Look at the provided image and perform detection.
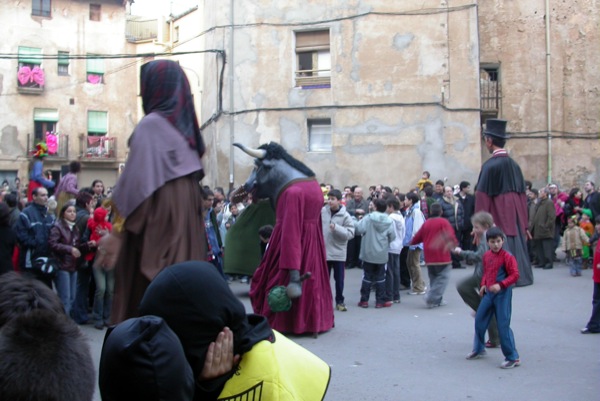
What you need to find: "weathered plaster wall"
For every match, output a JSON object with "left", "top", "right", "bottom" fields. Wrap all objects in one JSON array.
[
  {"left": 0, "top": 0, "right": 137, "bottom": 184},
  {"left": 479, "top": 0, "right": 600, "bottom": 189},
  {"left": 202, "top": 0, "right": 482, "bottom": 190}
]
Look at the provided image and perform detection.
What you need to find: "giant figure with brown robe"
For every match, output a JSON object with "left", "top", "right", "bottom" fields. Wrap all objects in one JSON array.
[{"left": 96, "top": 60, "right": 206, "bottom": 323}]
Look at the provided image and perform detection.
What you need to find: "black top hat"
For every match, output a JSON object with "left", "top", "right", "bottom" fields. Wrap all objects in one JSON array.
[{"left": 483, "top": 119, "right": 510, "bottom": 139}]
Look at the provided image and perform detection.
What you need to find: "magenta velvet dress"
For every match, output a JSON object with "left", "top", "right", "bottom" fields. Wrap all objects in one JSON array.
[{"left": 249, "top": 179, "right": 334, "bottom": 334}]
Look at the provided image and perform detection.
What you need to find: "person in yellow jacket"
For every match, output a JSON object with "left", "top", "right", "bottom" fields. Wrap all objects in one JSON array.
[{"left": 99, "top": 261, "right": 330, "bottom": 401}]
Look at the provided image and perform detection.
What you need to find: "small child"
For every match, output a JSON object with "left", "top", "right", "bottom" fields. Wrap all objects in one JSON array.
[
  {"left": 410, "top": 202, "right": 458, "bottom": 308},
  {"left": 466, "top": 227, "right": 521, "bottom": 369},
  {"left": 563, "top": 215, "right": 589, "bottom": 277},
  {"left": 225, "top": 203, "right": 240, "bottom": 230},
  {"left": 454, "top": 211, "right": 500, "bottom": 348},
  {"left": 579, "top": 211, "right": 594, "bottom": 268},
  {"left": 416, "top": 171, "right": 433, "bottom": 191},
  {"left": 85, "top": 207, "right": 113, "bottom": 263},
  {"left": 581, "top": 216, "right": 600, "bottom": 334}
]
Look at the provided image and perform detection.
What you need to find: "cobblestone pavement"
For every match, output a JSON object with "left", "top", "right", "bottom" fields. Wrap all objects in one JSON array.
[{"left": 83, "top": 257, "right": 599, "bottom": 401}]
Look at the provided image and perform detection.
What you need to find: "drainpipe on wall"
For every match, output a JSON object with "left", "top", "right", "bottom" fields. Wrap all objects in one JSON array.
[
  {"left": 545, "top": 0, "right": 552, "bottom": 184},
  {"left": 228, "top": 0, "right": 235, "bottom": 192}
]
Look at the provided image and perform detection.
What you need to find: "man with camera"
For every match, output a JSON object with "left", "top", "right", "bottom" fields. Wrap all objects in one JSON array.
[{"left": 13, "top": 187, "right": 55, "bottom": 287}]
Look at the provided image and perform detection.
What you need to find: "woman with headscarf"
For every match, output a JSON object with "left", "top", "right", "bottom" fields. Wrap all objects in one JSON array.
[
  {"left": 104, "top": 261, "right": 330, "bottom": 401},
  {"left": 95, "top": 60, "right": 206, "bottom": 323}
]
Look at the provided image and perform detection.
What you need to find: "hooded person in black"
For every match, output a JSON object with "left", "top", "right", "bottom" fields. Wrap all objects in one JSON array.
[
  {"left": 138, "top": 261, "right": 274, "bottom": 400},
  {"left": 99, "top": 315, "right": 195, "bottom": 401}
]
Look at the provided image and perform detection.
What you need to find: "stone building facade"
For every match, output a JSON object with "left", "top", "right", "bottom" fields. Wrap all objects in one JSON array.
[
  {"left": 0, "top": 0, "right": 137, "bottom": 191},
  {"left": 198, "top": 0, "right": 599, "bottom": 192},
  {"left": 200, "top": 0, "right": 483, "bottom": 191},
  {"left": 478, "top": 0, "right": 600, "bottom": 189}
]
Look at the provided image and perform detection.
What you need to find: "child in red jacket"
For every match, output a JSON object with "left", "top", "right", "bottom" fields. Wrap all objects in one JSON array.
[
  {"left": 85, "top": 207, "right": 112, "bottom": 263},
  {"left": 466, "top": 227, "right": 521, "bottom": 369},
  {"left": 410, "top": 202, "right": 458, "bottom": 308}
]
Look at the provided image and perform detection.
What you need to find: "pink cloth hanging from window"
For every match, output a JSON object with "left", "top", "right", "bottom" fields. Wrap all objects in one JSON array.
[
  {"left": 87, "top": 74, "right": 101, "bottom": 84},
  {"left": 45, "top": 132, "right": 58, "bottom": 154},
  {"left": 17, "top": 66, "right": 45, "bottom": 86}
]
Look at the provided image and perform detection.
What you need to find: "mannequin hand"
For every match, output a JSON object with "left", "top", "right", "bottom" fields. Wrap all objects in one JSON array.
[{"left": 94, "top": 233, "right": 122, "bottom": 271}]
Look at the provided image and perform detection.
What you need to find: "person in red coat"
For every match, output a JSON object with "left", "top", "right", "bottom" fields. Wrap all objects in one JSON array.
[
  {"left": 581, "top": 216, "right": 600, "bottom": 334},
  {"left": 410, "top": 203, "right": 458, "bottom": 308}
]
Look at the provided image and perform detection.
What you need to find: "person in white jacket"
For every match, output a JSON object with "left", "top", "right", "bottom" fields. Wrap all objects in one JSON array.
[
  {"left": 403, "top": 192, "right": 427, "bottom": 295},
  {"left": 321, "top": 189, "right": 355, "bottom": 311},
  {"left": 385, "top": 197, "right": 406, "bottom": 303}
]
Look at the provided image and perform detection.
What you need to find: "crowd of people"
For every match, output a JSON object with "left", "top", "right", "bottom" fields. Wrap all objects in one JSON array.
[{"left": 1, "top": 60, "right": 599, "bottom": 399}]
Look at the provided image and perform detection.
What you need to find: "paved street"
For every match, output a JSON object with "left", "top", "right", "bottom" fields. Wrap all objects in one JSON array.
[{"left": 83, "top": 258, "right": 599, "bottom": 401}]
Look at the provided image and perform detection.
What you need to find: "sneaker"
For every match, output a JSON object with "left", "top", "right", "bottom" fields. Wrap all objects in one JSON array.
[
  {"left": 426, "top": 300, "right": 448, "bottom": 309},
  {"left": 466, "top": 350, "right": 486, "bottom": 360},
  {"left": 580, "top": 327, "right": 599, "bottom": 334},
  {"left": 357, "top": 301, "right": 368, "bottom": 308},
  {"left": 240, "top": 276, "right": 249, "bottom": 284},
  {"left": 408, "top": 290, "right": 426, "bottom": 295},
  {"left": 336, "top": 303, "right": 348, "bottom": 312},
  {"left": 393, "top": 299, "right": 401, "bottom": 304},
  {"left": 485, "top": 340, "right": 499, "bottom": 348},
  {"left": 500, "top": 359, "right": 521, "bottom": 369},
  {"left": 94, "top": 322, "right": 105, "bottom": 330},
  {"left": 375, "top": 301, "right": 393, "bottom": 308}
]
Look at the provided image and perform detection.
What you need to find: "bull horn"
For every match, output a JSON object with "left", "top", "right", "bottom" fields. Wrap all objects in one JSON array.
[{"left": 233, "top": 143, "right": 266, "bottom": 159}]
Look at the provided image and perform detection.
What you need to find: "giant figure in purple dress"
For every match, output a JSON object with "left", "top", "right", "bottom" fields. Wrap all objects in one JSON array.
[{"left": 233, "top": 142, "right": 334, "bottom": 335}]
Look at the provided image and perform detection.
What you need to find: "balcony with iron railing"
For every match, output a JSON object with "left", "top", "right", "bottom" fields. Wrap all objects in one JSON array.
[
  {"left": 126, "top": 18, "right": 158, "bottom": 43},
  {"left": 27, "top": 133, "right": 68, "bottom": 159},
  {"left": 295, "top": 68, "right": 331, "bottom": 88},
  {"left": 79, "top": 135, "right": 117, "bottom": 161}
]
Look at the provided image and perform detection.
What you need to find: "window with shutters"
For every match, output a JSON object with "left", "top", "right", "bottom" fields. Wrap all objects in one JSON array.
[
  {"left": 88, "top": 111, "right": 108, "bottom": 136},
  {"left": 308, "top": 119, "right": 332, "bottom": 152},
  {"left": 295, "top": 30, "right": 331, "bottom": 88},
  {"left": 17, "top": 46, "right": 45, "bottom": 92},
  {"left": 86, "top": 55, "right": 105, "bottom": 84},
  {"left": 57, "top": 51, "right": 69, "bottom": 76}
]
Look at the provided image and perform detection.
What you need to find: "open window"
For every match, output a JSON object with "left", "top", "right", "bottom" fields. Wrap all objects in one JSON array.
[
  {"left": 90, "top": 4, "right": 101, "bottom": 21},
  {"left": 480, "top": 64, "right": 500, "bottom": 114},
  {"left": 295, "top": 30, "right": 331, "bottom": 88},
  {"left": 308, "top": 119, "right": 332, "bottom": 152},
  {"left": 34, "top": 108, "right": 58, "bottom": 143}
]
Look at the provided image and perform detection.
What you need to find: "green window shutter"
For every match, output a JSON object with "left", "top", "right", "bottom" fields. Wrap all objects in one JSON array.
[
  {"left": 18, "top": 46, "right": 42, "bottom": 64},
  {"left": 33, "top": 108, "right": 59, "bottom": 122},
  {"left": 58, "top": 51, "right": 69, "bottom": 65},
  {"left": 88, "top": 111, "right": 108, "bottom": 134},
  {"left": 86, "top": 56, "right": 104, "bottom": 74}
]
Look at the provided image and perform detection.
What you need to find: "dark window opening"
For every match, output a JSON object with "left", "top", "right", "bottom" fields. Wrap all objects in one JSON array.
[{"left": 32, "top": 0, "right": 51, "bottom": 17}]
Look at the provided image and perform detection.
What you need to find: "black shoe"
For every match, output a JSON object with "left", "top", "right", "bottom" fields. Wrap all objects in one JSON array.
[
  {"left": 543, "top": 265, "right": 553, "bottom": 270},
  {"left": 581, "top": 327, "right": 599, "bottom": 334}
]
